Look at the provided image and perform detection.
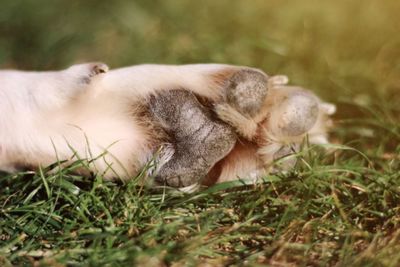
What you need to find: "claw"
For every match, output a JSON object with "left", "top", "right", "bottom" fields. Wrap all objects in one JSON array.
[{"left": 90, "top": 63, "right": 109, "bottom": 76}]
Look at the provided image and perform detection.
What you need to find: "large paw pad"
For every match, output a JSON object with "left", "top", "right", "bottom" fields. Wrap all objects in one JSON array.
[{"left": 150, "top": 90, "right": 236, "bottom": 188}]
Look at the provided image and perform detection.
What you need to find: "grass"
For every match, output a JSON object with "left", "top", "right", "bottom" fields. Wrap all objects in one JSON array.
[{"left": 1, "top": 0, "right": 400, "bottom": 266}]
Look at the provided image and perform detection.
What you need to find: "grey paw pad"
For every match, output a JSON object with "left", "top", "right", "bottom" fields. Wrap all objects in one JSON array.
[
  {"left": 278, "top": 92, "right": 319, "bottom": 137},
  {"left": 150, "top": 90, "right": 236, "bottom": 188},
  {"left": 225, "top": 69, "right": 269, "bottom": 117}
]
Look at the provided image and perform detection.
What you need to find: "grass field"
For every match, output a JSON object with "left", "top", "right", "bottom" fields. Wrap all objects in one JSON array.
[{"left": 1, "top": 0, "right": 400, "bottom": 266}]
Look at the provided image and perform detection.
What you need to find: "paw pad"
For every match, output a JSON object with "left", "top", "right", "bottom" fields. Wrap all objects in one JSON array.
[{"left": 225, "top": 69, "right": 269, "bottom": 117}]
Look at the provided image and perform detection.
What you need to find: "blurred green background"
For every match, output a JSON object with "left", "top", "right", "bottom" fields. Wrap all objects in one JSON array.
[
  {"left": 2, "top": 0, "right": 400, "bottom": 100},
  {"left": 1, "top": 0, "right": 400, "bottom": 147}
]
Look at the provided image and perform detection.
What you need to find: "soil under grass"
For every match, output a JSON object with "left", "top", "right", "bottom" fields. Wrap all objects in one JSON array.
[{"left": 1, "top": 1, "right": 400, "bottom": 266}]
